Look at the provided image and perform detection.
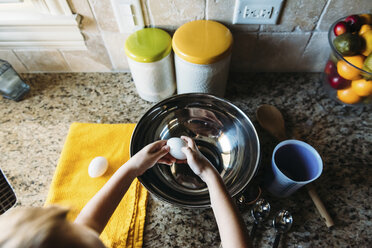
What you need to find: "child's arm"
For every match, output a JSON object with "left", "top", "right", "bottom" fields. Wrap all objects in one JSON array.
[
  {"left": 181, "top": 136, "right": 252, "bottom": 248},
  {"left": 74, "top": 140, "right": 174, "bottom": 233}
]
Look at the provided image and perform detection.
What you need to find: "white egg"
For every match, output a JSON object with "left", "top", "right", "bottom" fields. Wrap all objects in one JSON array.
[
  {"left": 88, "top": 156, "right": 108, "bottom": 178},
  {"left": 167, "top": 137, "right": 187, "bottom": 160}
]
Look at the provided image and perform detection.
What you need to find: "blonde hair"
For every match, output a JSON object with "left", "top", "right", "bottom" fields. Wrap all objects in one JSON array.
[{"left": 0, "top": 206, "right": 95, "bottom": 248}]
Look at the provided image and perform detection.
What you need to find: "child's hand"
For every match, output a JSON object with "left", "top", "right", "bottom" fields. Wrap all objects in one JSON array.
[
  {"left": 180, "top": 136, "right": 215, "bottom": 182},
  {"left": 129, "top": 140, "right": 175, "bottom": 176}
]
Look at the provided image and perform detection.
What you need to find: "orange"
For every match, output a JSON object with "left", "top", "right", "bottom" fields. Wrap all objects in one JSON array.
[
  {"left": 337, "top": 55, "right": 365, "bottom": 80},
  {"left": 337, "top": 87, "right": 362, "bottom": 104},
  {"left": 351, "top": 79, "right": 372, "bottom": 96}
]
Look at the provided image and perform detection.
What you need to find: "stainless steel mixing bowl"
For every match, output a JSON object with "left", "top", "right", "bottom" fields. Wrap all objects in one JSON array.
[{"left": 130, "top": 93, "right": 260, "bottom": 208}]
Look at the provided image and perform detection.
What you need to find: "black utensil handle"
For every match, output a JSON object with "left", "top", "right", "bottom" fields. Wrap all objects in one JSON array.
[
  {"left": 250, "top": 222, "right": 258, "bottom": 238},
  {"left": 0, "top": 169, "right": 17, "bottom": 214},
  {"left": 273, "top": 233, "right": 281, "bottom": 248}
]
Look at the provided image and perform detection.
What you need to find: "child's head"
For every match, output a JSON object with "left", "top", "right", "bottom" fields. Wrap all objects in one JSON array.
[{"left": 0, "top": 206, "right": 106, "bottom": 248}]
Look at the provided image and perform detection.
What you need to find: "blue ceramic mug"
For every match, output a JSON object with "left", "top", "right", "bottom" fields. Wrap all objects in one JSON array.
[{"left": 266, "top": 140, "right": 323, "bottom": 198}]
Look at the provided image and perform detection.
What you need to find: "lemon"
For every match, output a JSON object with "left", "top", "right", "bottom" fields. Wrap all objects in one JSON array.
[
  {"left": 359, "top": 24, "right": 372, "bottom": 36},
  {"left": 360, "top": 14, "right": 372, "bottom": 25},
  {"left": 361, "top": 30, "right": 372, "bottom": 56}
]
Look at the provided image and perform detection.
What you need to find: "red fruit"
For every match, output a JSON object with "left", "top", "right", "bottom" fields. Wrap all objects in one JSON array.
[
  {"left": 345, "top": 15, "right": 362, "bottom": 32},
  {"left": 328, "top": 74, "right": 350, "bottom": 89},
  {"left": 334, "top": 21, "right": 349, "bottom": 36},
  {"left": 324, "top": 60, "right": 337, "bottom": 74}
]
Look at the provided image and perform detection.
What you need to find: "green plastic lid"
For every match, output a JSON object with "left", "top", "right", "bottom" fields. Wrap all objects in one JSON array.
[{"left": 125, "top": 28, "right": 172, "bottom": 63}]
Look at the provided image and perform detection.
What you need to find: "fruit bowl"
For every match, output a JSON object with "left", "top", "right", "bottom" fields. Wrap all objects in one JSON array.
[{"left": 323, "top": 14, "right": 372, "bottom": 106}]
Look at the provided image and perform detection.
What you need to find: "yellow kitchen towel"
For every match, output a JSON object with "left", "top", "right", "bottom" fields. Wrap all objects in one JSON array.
[{"left": 45, "top": 123, "right": 148, "bottom": 248}]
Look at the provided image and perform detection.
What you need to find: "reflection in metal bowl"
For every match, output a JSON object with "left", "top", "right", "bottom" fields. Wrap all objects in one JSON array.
[{"left": 130, "top": 93, "right": 260, "bottom": 208}]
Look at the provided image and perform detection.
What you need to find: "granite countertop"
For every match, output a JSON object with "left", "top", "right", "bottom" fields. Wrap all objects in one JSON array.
[{"left": 1, "top": 73, "right": 371, "bottom": 247}]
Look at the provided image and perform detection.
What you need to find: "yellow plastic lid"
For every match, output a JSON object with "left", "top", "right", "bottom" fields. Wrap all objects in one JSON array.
[
  {"left": 172, "top": 20, "right": 233, "bottom": 65},
  {"left": 125, "top": 28, "right": 172, "bottom": 63}
]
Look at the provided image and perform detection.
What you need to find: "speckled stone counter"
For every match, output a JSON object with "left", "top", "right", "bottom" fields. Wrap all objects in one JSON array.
[{"left": 1, "top": 73, "right": 371, "bottom": 247}]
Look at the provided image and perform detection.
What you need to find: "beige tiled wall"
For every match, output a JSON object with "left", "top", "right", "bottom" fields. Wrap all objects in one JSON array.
[{"left": 0, "top": 0, "right": 371, "bottom": 73}]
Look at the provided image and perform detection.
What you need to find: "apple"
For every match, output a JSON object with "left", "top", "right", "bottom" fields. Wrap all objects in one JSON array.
[
  {"left": 328, "top": 74, "right": 350, "bottom": 89},
  {"left": 334, "top": 21, "right": 349, "bottom": 36},
  {"left": 324, "top": 60, "right": 337, "bottom": 74},
  {"left": 345, "top": 15, "right": 362, "bottom": 32}
]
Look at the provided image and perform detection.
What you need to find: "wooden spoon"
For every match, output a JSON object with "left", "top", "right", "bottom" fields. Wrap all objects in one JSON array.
[
  {"left": 256, "top": 104, "right": 287, "bottom": 142},
  {"left": 256, "top": 104, "right": 334, "bottom": 228}
]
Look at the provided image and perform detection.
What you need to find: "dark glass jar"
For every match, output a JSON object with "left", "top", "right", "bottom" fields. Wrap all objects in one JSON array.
[{"left": 0, "top": 60, "right": 30, "bottom": 101}]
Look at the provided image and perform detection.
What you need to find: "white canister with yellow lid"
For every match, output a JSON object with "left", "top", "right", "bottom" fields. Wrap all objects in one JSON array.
[
  {"left": 125, "top": 28, "right": 176, "bottom": 102},
  {"left": 172, "top": 20, "right": 233, "bottom": 97}
]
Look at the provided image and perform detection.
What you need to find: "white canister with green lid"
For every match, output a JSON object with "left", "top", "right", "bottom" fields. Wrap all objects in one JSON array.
[{"left": 125, "top": 28, "right": 175, "bottom": 102}]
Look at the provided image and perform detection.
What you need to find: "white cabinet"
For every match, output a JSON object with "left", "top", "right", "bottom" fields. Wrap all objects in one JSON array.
[{"left": 0, "top": 0, "right": 86, "bottom": 50}]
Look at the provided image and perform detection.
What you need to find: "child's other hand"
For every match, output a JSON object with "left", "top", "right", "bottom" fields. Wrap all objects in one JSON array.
[
  {"left": 130, "top": 140, "right": 175, "bottom": 176},
  {"left": 180, "top": 136, "right": 215, "bottom": 182}
]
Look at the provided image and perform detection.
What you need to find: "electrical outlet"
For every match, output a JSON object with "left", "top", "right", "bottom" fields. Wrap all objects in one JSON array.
[
  {"left": 233, "top": 0, "right": 284, "bottom": 25},
  {"left": 110, "top": 0, "right": 144, "bottom": 33}
]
